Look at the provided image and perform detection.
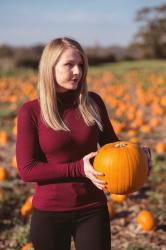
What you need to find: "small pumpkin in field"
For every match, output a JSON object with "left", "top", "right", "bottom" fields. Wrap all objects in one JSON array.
[
  {"left": 12, "top": 155, "right": 17, "bottom": 168},
  {"left": 21, "top": 195, "right": 33, "bottom": 216},
  {"left": 155, "top": 142, "right": 166, "bottom": 154},
  {"left": 93, "top": 141, "right": 148, "bottom": 194},
  {"left": 0, "top": 187, "right": 6, "bottom": 202},
  {"left": 21, "top": 242, "right": 33, "bottom": 250},
  {"left": 0, "top": 131, "right": 9, "bottom": 145},
  {"left": 111, "top": 194, "right": 128, "bottom": 203},
  {"left": 107, "top": 201, "right": 116, "bottom": 219},
  {"left": 0, "top": 167, "right": 8, "bottom": 181},
  {"left": 136, "top": 210, "right": 155, "bottom": 231}
]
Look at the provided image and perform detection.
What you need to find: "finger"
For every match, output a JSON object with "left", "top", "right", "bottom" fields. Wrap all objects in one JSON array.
[
  {"left": 145, "top": 147, "right": 151, "bottom": 156},
  {"left": 91, "top": 181, "right": 105, "bottom": 190},
  {"left": 86, "top": 151, "right": 98, "bottom": 159},
  {"left": 96, "top": 185, "right": 104, "bottom": 190},
  {"left": 88, "top": 165, "right": 105, "bottom": 176},
  {"left": 90, "top": 169, "right": 105, "bottom": 177},
  {"left": 142, "top": 145, "right": 148, "bottom": 149},
  {"left": 95, "top": 183, "right": 106, "bottom": 189},
  {"left": 89, "top": 173, "right": 106, "bottom": 184},
  {"left": 143, "top": 148, "right": 151, "bottom": 160},
  {"left": 142, "top": 146, "right": 151, "bottom": 156},
  {"left": 142, "top": 146, "right": 149, "bottom": 153},
  {"left": 148, "top": 148, "right": 151, "bottom": 157}
]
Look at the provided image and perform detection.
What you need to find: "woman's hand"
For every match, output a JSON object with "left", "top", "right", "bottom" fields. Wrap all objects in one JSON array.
[
  {"left": 142, "top": 146, "right": 152, "bottom": 176},
  {"left": 83, "top": 152, "right": 106, "bottom": 190}
]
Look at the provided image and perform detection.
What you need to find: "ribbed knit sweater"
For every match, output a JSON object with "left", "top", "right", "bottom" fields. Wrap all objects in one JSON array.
[{"left": 16, "top": 90, "right": 119, "bottom": 211}]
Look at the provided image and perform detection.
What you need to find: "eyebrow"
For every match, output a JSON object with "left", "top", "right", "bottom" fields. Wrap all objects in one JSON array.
[{"left": 65, "top": 60, "right": 83, "bottom": 64}]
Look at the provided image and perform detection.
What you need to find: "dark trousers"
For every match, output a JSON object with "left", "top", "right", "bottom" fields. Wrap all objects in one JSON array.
[{"left": 30, "top": 204, "right": 111, "bottom": 250}]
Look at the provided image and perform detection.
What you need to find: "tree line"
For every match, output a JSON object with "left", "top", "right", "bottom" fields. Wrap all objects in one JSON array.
[{"left": 0, "top": 3, "right": 166, "bottom": 70}]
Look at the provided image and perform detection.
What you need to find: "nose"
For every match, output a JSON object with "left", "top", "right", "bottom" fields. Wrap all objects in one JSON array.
[{"left": 73, "top": 65, "right": 81, "bottom": 75}]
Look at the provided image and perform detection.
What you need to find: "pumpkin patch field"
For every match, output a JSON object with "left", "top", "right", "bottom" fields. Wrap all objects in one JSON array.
[{"left": 0, "top": 60, "right": 166, "bottom": 250}]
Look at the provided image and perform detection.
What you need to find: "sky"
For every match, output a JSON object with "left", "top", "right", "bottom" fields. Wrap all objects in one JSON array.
[{"left": 0, "top": 0, "right": 166, "bottom": 48}]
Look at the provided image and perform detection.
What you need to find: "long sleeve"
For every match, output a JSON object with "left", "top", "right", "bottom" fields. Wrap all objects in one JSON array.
[
  {"left": 16, "top": 103, "right": 85, "bottom": 183},
  {"left": 89, "top": 92, "right": 120, "bottom": 146}
]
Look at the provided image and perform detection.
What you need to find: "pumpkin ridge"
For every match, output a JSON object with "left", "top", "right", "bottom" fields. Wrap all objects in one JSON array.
[
  {"left": 125, "top": 147, "right": 132, "bottom": 193},
  {"left": 127, "top": 146, "right": 138, "bottom": 192},
  {"left": 129, "top": 145, "right": 141, "bottom": 191}
]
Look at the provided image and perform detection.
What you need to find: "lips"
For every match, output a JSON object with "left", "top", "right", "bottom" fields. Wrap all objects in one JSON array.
[
  {"left": 72, "top": 77, "right": 78, "bottom": 80},
  {"left": 71, "top": 78, "right": 79, "bottom": 82}
]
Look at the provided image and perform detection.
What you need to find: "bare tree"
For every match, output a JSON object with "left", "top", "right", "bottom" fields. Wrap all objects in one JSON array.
[{"left": 130, "top": 4, "right": 166, "bottom": 58}]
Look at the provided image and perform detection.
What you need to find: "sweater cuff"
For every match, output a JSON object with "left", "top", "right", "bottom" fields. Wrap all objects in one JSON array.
[{"left": 79, "top": 158, "right": 86, "bottom": 177}]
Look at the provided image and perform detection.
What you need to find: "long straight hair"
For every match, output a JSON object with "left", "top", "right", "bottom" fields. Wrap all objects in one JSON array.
[{"left": 37, "top": 37, "right": 103, "bottom": 131}]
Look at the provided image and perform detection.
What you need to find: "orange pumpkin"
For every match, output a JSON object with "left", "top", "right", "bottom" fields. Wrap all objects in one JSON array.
[
  {"left": 107, "top": 201, "right": 116, "bottom": 219},
  {"left": 130, "top": 137, "right": 140, "bottom": 144},
  {"left": 155, "top": 142, "right": 166, "bottom": 154},
  {"left": 136, "top": 210, "right": 155, "bottom": 231},
  {"left": 111, "top": 194, "right": 128, "bottom": 203},
  {"left": 12, "top": 155, "right": 17, "bottom": 168},
  {"left": 160, "top": 96, "right": 166, "bottom": 106},
  {"left": 21, "top": 195, "right": 33, "bottom": 216},
  {"left": 0, "top": 131, "right": 9, "bottom": 145},
  {"left": 0, "top": 167, "right": 8, "bottom": 181},
  {"left": 93, "top": 141, "right": 148, "bottom": 194},
  {"left": 21, "top": 242, "right": 33, "bottom": 250},
  {"left": 0, "top": 187, "right": 6, "bottom": 202}
]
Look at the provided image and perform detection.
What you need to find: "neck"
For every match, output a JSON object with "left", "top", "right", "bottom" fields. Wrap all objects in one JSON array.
[{"left": 56, "top": 89, "right": 78, "bottom": 110}]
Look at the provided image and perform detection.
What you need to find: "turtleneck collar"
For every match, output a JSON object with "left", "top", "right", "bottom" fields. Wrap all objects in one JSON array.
[{"left": 56, "top": 89, "right": 79, "bottom": 110}]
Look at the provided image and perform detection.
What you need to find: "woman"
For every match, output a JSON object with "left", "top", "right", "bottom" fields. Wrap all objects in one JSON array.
[{"left": 16, "top": 37, "right": 151, "bottom": 250}]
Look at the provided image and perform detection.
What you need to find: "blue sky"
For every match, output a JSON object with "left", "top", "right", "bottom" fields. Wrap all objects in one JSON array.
[{"left": 0, "top": 0, "right": 166, "bottom": 47}]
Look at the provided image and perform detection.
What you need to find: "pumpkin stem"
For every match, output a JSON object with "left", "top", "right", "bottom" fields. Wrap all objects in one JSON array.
[{"left": 114, "top": 143, "right": 127, "bottom": 148}]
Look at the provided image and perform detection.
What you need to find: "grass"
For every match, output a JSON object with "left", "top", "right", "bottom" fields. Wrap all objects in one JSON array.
[
  {"left": 89, "top": 59, "right": 166, "bottom": 74},
  {"left": 0, "top": 67, "right": 36, "bottom": 78}
]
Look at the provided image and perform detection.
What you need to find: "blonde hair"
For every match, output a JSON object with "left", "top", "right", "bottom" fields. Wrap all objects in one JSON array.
[{"left": 37, "top": 37, "right": 103, "bottom": 131}]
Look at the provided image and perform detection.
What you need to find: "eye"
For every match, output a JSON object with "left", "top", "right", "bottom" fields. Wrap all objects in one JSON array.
[
  {"left": 79, "top": 63, "right": 83, "bottom": 67},
  {"left": 65, "top": 63, "right": 72, "bottom": 67}
]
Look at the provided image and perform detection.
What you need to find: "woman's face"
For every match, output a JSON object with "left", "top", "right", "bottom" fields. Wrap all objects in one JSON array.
[{"left": 54, "top": 48, "right": 83, "bottom": 93}]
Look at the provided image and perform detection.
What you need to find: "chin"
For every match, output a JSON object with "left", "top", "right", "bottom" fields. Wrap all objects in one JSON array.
[
  {"left": 68, "top": 83, "right": 78, "bottom": 90},
  {"left": 57, "top": 82, "right": 79, "bottom": 92}
]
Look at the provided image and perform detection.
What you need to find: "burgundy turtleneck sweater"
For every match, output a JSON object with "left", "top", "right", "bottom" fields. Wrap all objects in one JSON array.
[{"left": 16, "top": 90, "right": 119, "bottom": 212}]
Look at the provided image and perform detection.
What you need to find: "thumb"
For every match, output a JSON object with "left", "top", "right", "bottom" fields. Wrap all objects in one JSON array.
[{"left": 88, "top": 151, "right": 98, "bottom": 159}]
